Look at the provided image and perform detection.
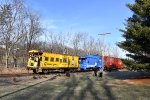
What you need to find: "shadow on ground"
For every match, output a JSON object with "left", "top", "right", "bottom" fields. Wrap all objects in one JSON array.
[
  {"left": 55, "top": 75, "right": 116, "bottom": 100},
  {"left": 105, "top": 70, "right": 150, "bottom": 80}
]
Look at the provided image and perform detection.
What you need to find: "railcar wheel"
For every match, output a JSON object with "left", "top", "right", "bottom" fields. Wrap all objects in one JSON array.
[
  {"left": 108, "top": 68, "right": 112, "bottom": 72},
  {"left": 66, "top": 71, "right": 70, "bottom": 77},
  {"left": 98, "top": 72, "right": 103, "bottom": 78},
  {"left": 33, "top": 69, "right": 37, "bottom": 74},
  {"left": 42, "top": 69, "right": 49, "bottom": 74},
  {"left": 93, "top": 68, "right": 98, "bottom": 77}
]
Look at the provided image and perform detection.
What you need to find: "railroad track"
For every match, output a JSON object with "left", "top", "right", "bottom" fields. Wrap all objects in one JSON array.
[
  {"left": 0, "top": 73, "right": 36, "bottom": 78},
  {"left": 0, "top": 70, "right": 94, "bottom": 78}
]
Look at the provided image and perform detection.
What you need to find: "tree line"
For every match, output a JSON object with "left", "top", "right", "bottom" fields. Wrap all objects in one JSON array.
[
  {"left": 0, "top": 0, "right": 121, "bottom": 68},
  {"left": 0, "top": 0, "right": 42, "bottom": 68}
]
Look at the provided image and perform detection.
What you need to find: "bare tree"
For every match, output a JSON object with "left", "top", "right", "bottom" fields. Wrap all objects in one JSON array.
[
  {"left": 0, "top": 0, "right": 43, "bottom": 67},
  {"left": 46, "top": 32, "right": 56, "bottom": 53},
  {"left": 81, "top": 34, "right": 102, "bottom": 55},
  {"left": 104, "top": 44, "right": 111, "bottom": 56},
  {"left": 24, "top": 11, "right": 42, "bottom": 53},
  {"left": 0, "top": 0, "right": 27, "bottom": 68},
  {"left": 82, "top": 33, "right": 89, "bottom": 55},
  {"left": 72, "top": 32, "right": 84, "bottom": 56},
  {"left": 111, "top": 47, "right": 120, "bottom": 58},
  {"left": 45, "top": 32, "right": 66, "bottom": 54}
]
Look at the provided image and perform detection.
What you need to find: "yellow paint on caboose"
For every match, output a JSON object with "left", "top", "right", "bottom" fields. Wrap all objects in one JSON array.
[
  {"left": 27, "top": 50, "right": 79, "bottom": 71},
  {"left": 67, "top": 55, "right": 79, "bottom": 68},
  {"left": 29, "top": 50, "right": 39, "bottom": 53},
  {"left": 27, "top": 58, "right": 36, "bottom": 68},
  {"left": 41, "top": 52, "right": 61, "bottom": 69},
  {"left": 27, "top": 50, "right": 40, "bottom": 69}
]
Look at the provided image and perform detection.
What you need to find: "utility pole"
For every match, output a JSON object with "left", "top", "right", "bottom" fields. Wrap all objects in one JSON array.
[{"left": 98, "top": 33, "right": 111, "bottom": 74}]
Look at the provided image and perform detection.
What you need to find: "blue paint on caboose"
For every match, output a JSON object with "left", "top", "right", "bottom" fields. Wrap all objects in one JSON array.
[{"left": 79, "top": 55, "right": 102, "bottom": 71}]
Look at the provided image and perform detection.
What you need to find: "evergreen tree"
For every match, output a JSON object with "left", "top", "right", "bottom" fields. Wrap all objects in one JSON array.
[{"left": 118, "top": 0, "right": 150, "bottom": 66}]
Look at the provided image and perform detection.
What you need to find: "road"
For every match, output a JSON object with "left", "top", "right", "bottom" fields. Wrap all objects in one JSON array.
[{"left": 0, "top": 70, "right": 150, "bottom": 100}]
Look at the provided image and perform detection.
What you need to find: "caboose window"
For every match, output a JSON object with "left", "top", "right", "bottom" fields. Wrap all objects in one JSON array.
[
  {"left": 45, "top": 57, "right": 49, "bottom": 61},
  {"left": 40, "top": 57, "right": 42, "bottom": 61},
  {"left": 50, "top": 57, "right": 54, "bottom": 62},
  {"left": 56, "top": 58, "right": 59, "bottom": 62},
  {"left": 63, "top": 58, "right": 67, "bottom": 63},
  {"left": 60, "top": 59, "right": 62, "bottom": 63}
]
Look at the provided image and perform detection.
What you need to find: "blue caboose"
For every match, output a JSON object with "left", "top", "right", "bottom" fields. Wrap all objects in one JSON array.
[{"left": 79, "top": 55, "right": 102, "bottom": 71}]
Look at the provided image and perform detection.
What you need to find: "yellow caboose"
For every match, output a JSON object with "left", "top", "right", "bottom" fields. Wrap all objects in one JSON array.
[{"left": 27, "top": 50, "right": 79, "bottom": 73}]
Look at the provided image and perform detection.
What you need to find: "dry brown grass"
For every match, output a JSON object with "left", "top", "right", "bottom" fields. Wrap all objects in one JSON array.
[{"left": 0, "top": 66, "right": 30, "bottom": 74}]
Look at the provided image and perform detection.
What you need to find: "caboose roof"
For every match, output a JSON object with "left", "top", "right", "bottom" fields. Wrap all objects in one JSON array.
[{"left": 29, "top": 50, "right": 39, "bottom": 53}]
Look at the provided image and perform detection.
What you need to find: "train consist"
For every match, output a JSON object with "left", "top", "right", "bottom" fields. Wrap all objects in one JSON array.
[{"left": 27, "top": 50, "right": 124, "bottom": 74}]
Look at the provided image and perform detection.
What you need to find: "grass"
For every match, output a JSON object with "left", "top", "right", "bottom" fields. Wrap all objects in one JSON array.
[{"left": 0, "top": 70, "right": 150, "bottom": 100}]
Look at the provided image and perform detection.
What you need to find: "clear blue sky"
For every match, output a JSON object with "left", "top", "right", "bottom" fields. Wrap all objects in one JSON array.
[{"left": 26, "top": 0, "right": 134, "bottom": 57}]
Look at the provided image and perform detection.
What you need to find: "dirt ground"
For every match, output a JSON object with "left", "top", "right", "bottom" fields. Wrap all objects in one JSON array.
[
  {"left": 105, "top": 69, "right": 150, "bottom": 85},
  {"left": 125, "top": 76, "right": 150, "bottom": 85},
  {"left": 0, "top": 67, "right": 32, "bottom": 74}
]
